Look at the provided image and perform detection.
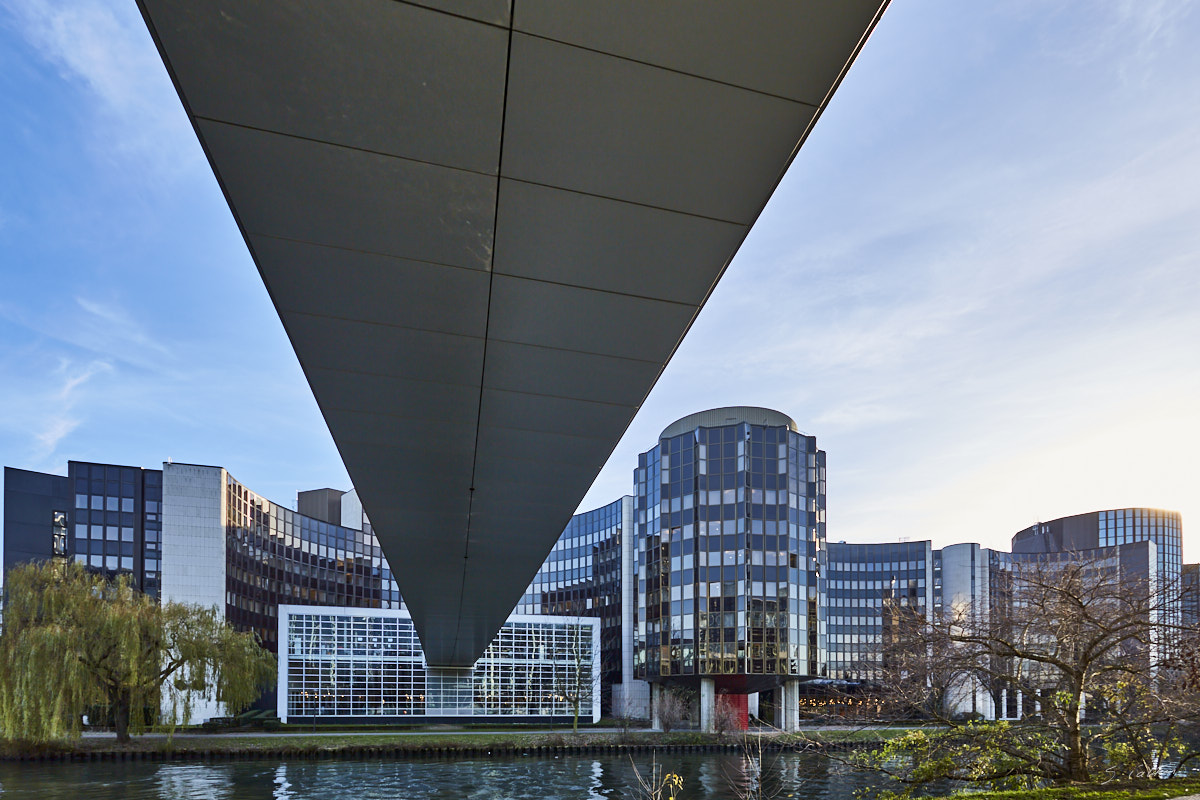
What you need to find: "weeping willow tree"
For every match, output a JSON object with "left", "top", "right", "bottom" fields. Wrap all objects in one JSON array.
[{"left": 0, "top": 561, "right": 275, "bottom": 743}]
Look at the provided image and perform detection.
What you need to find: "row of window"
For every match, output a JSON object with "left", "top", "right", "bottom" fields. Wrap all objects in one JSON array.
[{"left": 283, "top": 612, "right": 597, "bottom": 719}]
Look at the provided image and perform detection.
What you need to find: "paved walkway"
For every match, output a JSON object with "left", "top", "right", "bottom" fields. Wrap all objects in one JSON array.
[{"left": 79, "top": 723, "right": 901, "bottom": 741}]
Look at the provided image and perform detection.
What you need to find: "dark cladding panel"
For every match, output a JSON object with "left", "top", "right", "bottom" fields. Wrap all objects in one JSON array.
[
  {"left": 297, "top": 488, "right": 344, "bottom": 526},
  {"left": 1059, "top": 512, "right": 1100, "bottom": 551},
  {"left": 2, "top": 467, "right": 70, "bottom": 573}
]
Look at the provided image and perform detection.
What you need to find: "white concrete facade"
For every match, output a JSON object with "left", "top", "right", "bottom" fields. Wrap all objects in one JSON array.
[
  {"left": 161, "top": 462, "right": 227, "bottom": 611},
  {"left": 160, "top": 462, "right": 228, "bottom": 722},
  {"left": 940, "top": 543, "right": 990, "bottom": 621},
  {"left": 339, "top": 488, "right": 364, "bottom": 531},
  {"left": 939, "top": 543, "right": 993, "bottom": 720},
  {"left": 617, "top": 493, "right": 651, "bottom": 719},
  {"left": 778, "top": 680, "right": 800, "bottom": 732}
]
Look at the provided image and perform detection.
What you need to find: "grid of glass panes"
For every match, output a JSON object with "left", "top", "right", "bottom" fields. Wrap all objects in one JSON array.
[
  {"left": 285, "top": 612, "right": 424, "bottom": 717},
  {"left": 513, "top": 496, "right": 625, "bottom": 714},
  {"left": 634, "top": 422, "right": 825, "bottom": 681},
  {"left": 471, "top": 620, "right": 597, "bottom": 717},
  {"left": 825, "top": 541, "right": 932, "bottom": 680},
  {"left": 225, "top": 475, "right": 399, "bottom": 653},
  {"left": 516, "top": 499, "right": 623, "bottom": 615},
  {"left": 69, "top": 462, "right": 158, "bottom": 596},
  {"left": 283, "top": 611, "right": 596, "bottom": 719},
  {"left": 141, "top": 470, "right": 162, "bottom": 597},
  {"left": 1097, "top": 509, "right": 1182, "bottom": 627},
  {"left": 932, "top": 550, "right": 944, "bottom": 615},
  {"left": 1183, "top": 565, "right": 1199, "bottom": 629},
  {"left": 994, "top": 547, "right": 1132, "bottom": 711},
  {"left": 633, "top": 443, "right": 661, "bottom": 677}
]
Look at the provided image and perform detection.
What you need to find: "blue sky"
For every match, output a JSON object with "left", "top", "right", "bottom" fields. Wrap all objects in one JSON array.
[{"left": 1, "top": 1, "right": 1197, "bottom": 554}]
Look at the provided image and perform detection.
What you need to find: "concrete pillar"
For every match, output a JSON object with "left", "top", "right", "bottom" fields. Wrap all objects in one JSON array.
[
  {"left": 999, "top": 688, "right": 1007, "bottom": 719},
  {"left": 979, "top": 685, "right": 995, "bottom": 721},
  {"left": 651, "top": 683, "right": 662, "bottom": 731},
  {"left": 747, "top": 692, "right": 760, "bottom": 722},
  {"left": 700, "top": 678, "right": 716, "bottom": 733},
  {"left": 780, "top": 680, "right": 800, "bottom": 732},
  {"left": 1016, "top": 690, "right": 1023, "bottom": 719}
]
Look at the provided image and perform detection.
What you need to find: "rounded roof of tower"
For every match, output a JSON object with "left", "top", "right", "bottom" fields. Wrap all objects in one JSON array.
[{"left": 660, "top": 406, "right": 799, "bottom": 440}]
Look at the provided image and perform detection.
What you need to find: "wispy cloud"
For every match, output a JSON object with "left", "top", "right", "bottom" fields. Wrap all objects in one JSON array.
[
  {"left": 21, "top": 357, "right": 113, "bottom": 463},
  {"left": 55, "top": 356, "right": 110, "bottom": 401},
  {"left": 0, "top": 295, "right": 174, "bottom": 372},
  {"left": 1, "top": 0, "right": 197, "bottom": 175},
  {"left": 75, "top": 296, "right": 172, "bottom": 359},
  {"left": 34, "top": 414, "right": 79, "bottom": 457}
]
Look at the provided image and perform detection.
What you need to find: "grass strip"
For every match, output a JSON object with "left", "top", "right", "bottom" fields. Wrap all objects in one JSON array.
[{"left": 922, "top": 777, "right": 1200, "bottom": 800}]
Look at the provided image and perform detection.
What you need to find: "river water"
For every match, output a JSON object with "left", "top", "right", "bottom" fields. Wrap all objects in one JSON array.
[{"left": 0, "top": 752, "right": 928, "bottom": 799}]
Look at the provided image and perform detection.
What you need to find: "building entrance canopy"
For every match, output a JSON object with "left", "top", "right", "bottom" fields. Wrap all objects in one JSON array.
[{"left": 136, "top": 0, "right": 889, "bottom": 665}]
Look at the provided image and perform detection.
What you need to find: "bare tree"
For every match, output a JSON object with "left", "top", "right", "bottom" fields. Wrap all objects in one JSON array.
[
  {"left": 713, "top": 694, "right": 743, "bottom": 740},
  {"left": 654, "top": 687, "right": 688, "bottom": 733},
  {"left": 614, "top": 696, "right": 646, "bottom": 742},
  {"left": 864, "top": 552, "right": 1200, "bottom": 791},
  {"left": 555, "top": 612, "right": 600, "bottom": 733}
]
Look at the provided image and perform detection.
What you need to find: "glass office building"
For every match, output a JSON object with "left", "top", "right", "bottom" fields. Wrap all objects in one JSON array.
[
  {"left": 278, "top": 605, "right": 599, "bottom": 723},
  {"left": 3, "top": 466, "right": 71, "bottom": 579},
  {"left": 221, "top": 471, "right": 399, "bottom": 652},
  {"left": 514, "top": 496, "right": 631, "bottom": 713},
  {"left": 4, "top": 460, "right": 638, "bottom": 717},
  {"left": 824, "top": 540, "right": 933, "bottom": 681},
  {"left": 633, "top": 407, "right": 827, "bottom": 692},
  {"left": 1098, "top": 508, "right": 1182, "bottom": 625},
  {"left": 3, "top": 462, "right": 163, "bottom": 598},
  {"left": 4, "top": 446, "right": 1189, "bottom": 726},
  {"left": 1012, "top": 508, "right": 1183, "bottom": 629},
  {"left": 987, "top": 540, "right": 1158, "bottom": 719}
]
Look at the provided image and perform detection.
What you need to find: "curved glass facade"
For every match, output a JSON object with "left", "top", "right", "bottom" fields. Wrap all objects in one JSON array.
[
  {"left": 514, "top": 496, "right": 628, "bottom": 712},
  {"left": 1097, "top": 508, "right": 1182, "bottom": 611},
  {"left": 1012, "top": 507, "right": 1183, "bottom": 630},
  {"left": 634, "top": 408, "right": 827, "bottom": 689},
  {"left": 825, "top": 540, "right": 932, "bottom": 681},
  {"left": 223, "top": 472, "right": 400, "bottom": 652}
]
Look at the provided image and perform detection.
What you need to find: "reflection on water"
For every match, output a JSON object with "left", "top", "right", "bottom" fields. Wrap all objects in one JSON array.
[
  {"left": 157, "top": 764, "right": 235, "bottom": 800},
  {"left": 274, "top": 764, "right": 293, "bottom": 800},
  {"left": 0, "top": 752, "right": 919, "bottom": 799}
]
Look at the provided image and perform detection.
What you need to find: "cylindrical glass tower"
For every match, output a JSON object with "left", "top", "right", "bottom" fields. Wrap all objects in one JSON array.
[{"left": 633, "top": 407, "right": 826, "bottom": 693}]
